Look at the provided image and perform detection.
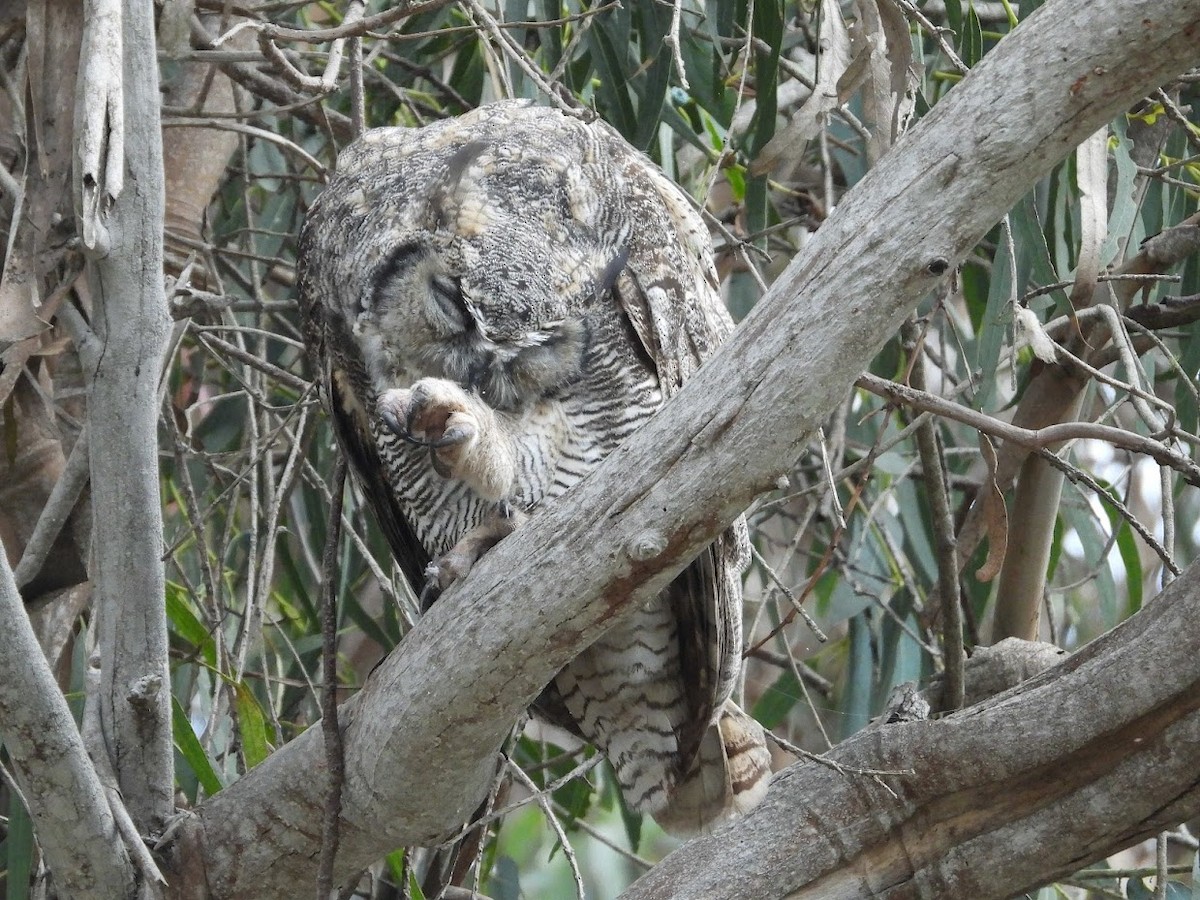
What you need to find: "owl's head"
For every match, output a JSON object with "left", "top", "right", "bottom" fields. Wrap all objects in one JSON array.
[{"left": 302, "top": 104, "right": 631, "bottom": 412}]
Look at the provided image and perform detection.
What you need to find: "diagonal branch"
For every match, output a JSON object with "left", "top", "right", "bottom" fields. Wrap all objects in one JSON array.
[
  {"left": 0, "top": 539, "right": 135, "bottom": 897},
  {"left": 620, "top": 559, "right": 1200, "bottom": 898}
]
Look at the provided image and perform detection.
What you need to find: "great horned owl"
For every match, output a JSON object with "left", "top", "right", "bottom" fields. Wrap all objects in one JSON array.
[{"left": 298, "top": 100, "right": 770, "bottom": 833}]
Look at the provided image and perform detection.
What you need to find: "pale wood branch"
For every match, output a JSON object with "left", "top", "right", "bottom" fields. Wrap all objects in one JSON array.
[
  {"left": 620, "top": 564, "right": 1200, "bottom": 898},
  {"left": 0, "top": 538, "right": 135, "bottom": 897},
  {"left": 79, "top": 0, "right": 174, "bottom": 835}
]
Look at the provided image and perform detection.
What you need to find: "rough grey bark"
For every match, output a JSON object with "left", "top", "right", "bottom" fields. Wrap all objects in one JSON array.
[
  {"left": 620, "top": 562, "right": 1200, "bottom": 899},
  {"left": 0, "top": 539, "right": 135, "bottom": 897},
  {"left": 155, "top": 1, "right": 1200, "bottom": 896},
  {"left": 78, "top": 0, "right": 174, "bottom": 835}
]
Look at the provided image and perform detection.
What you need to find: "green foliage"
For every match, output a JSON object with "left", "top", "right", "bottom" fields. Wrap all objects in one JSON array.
[
  {"left": 3, "top": 788, "right": 33, "bottom": 900},
  {"left": 171, "top": 696, "right": 224, "bottom": 802}
]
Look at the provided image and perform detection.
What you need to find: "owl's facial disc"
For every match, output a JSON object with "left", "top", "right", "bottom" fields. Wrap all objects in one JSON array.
[{"left": 359, "top": 234, "right": 605, "bottom": 412}]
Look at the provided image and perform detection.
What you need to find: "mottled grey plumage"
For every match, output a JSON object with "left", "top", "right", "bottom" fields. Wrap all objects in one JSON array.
[{"left": 298, "top": 101, "right": 770, "bottom": 832}]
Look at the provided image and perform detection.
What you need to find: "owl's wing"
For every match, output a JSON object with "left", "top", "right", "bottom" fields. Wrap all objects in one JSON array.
[
  {"left": 328, "top": 371, "right": 432, "bottom": 592},
  {"left": 298, "top": 257, "right": 432, "bottom": 593},
  {"left": 606, "top": 139, "right": 733, "bottom": 396},
  {"left": 602, "top": 130, "right": 764, "bottom": 825}
]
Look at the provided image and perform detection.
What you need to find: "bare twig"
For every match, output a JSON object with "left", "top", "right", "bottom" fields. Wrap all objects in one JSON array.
[
  {"left": 214, "top": 0, "right": 455, "bottom": 46},
  {"left": 349, "top": 2, "right": 366, "bottom": 137},
  {"left": 891, "top": 0, "right": 969, "bottom": 75},
  {"left": 506, "top": 760, "right": 585, "bottom": 900},
  {"left": 1041, "top": 450, "right": 1181, "bottom": 578},
  {"left": 765, "top": 729, "right": 911, "bottom": 800},
  {"left": 750, "top": 544, "right": 828, "bottom": 642},
  {"left": 460, "top": 0, "right": 585, "bottom": 117},
  {"left": 857, "top": 373, "right": 1200, "bottom": 487},
  {"left": 161, "top": 118, "right": 328, "bottom": 177},
  {"left": 317, "top": 457, "right": 349, "bottom": 900},
  {"left": 195, "top": 332, "right": 312, "bottom": 394},
  {"left": 664, "top": 0, "right": 690, "bottom": 90},
  {"left": 13, "top": 428, "right": 90, "bottom": 589},
  {"left": 903, "top": 319, "right": 964, "bottom": 711}
]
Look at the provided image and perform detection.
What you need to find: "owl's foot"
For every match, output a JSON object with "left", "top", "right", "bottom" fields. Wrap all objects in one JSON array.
[
  {"left": 419, "top": 503, "right": 526, "bottom": 611},
  {"left": 377, "top": 379, "right": 515, "bottom": 499}
]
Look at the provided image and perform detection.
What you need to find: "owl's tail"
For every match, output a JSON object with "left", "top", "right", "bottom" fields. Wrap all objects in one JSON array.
[{"left": 654, "top": 699, "right": 773, "bottom": 836}]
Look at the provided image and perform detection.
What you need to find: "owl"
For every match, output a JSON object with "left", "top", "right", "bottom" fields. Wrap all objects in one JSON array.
[{"left": 298, "top": 100, "right": 770, "bottom": 833}]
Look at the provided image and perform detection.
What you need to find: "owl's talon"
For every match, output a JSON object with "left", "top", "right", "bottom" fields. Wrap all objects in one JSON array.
[
  {"left": 416, "top": 507, "right": 526, "bottom": 613},
  {"left": 419, "top": 564, "right": 443, "bottom": 612},
  {"left": 378, "top": 402, "right": 405, "bottom": 439},
  {"left": 433, "top": 422, "right": 475, "bottom": 448},
  {"left": 429, "top": 447, "right": 453, "bottom": 479}
]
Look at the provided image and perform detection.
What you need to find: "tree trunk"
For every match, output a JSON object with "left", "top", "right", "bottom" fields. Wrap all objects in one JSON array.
[{"left": 78, "top": 0, "right": 174, "bottom": 836}]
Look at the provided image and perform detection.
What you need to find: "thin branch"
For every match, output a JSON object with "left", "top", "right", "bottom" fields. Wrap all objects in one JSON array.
[
  {"left": 317, "top": 458, "right": 349, "bottom": 900},
  {"left": 506, "top": 760, "right": 585, "bottom": 900},
  {"left": 664, "top": 0, "right": 690, "bottom": 90},
  {"left": 348, "top": 3, "right": 365, "bottom": 137},
  {"left": 1042, "top": 449, "right": 1181, "bottom": 577},
  {"left": 195, "top": 332, "right": 312, "bottom": 394},
  {"left": 214, "top": 0, "right": 455, "bottom": 45},
  {"left": 764, "top": 730, "right": 910, "bottom": 800},
  {"left": 460, "top": 0, "right": 585, "bottom": 117},
  {"left": 856, "top": 373, "right": 1200, "bottom": 487},
  {"left": 161, "top": 118, "right": 328, "bottom": 177},
  {"left": 891, "top": 0, "right": 969, "bottom": 75},
  {"left": 13, "top": 428, "right": 90, "bottom": 590},
  {"left": 903, "top": 320, "right": 964, "bottom": 711},
  {"left": 749, "top": 544, "right": 828, "bottom": 642}
]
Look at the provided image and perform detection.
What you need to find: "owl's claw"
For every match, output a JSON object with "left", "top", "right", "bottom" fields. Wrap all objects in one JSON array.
[
  {"left": 377, "top": 379, "right": 513, "bottom": 499},
  {"left": 419, "top": 563, "right": 444, "bottom": 612},
  {"left": 377, "top": 383, "right": 478, "bottom": 449},
  {"left": 378, "top": 401, "right": 406, "bottom": 441},
  {"left": 416, "top": 506, "right": 528, "bottom": 612}
]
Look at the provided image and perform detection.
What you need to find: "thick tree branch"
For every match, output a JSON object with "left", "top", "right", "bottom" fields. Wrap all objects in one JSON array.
[
  {"left": 163, "top": 1, "right": 1200, "bottom": 896},
  {"left": 0, "top": 538, "right": 135, "bottom": 897},
  {"left": 620, "top": 560, "right": 1200, "bottom": 898},
  {"left": 79, "top": 0, "right": 174, "bottom": 834}
]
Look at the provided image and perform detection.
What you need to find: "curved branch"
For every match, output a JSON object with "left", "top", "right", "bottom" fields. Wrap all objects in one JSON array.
[{"left": 620, "top": 561, "right": 1200, "bottom": 898}]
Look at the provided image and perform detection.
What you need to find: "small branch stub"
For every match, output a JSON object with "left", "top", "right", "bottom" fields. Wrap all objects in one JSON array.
[
  {"left": 629, "top": 531, "right": 667, "bottom": 562},
  {"left": 127, "top": 674, "right": 163, "bottom": 709}
]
